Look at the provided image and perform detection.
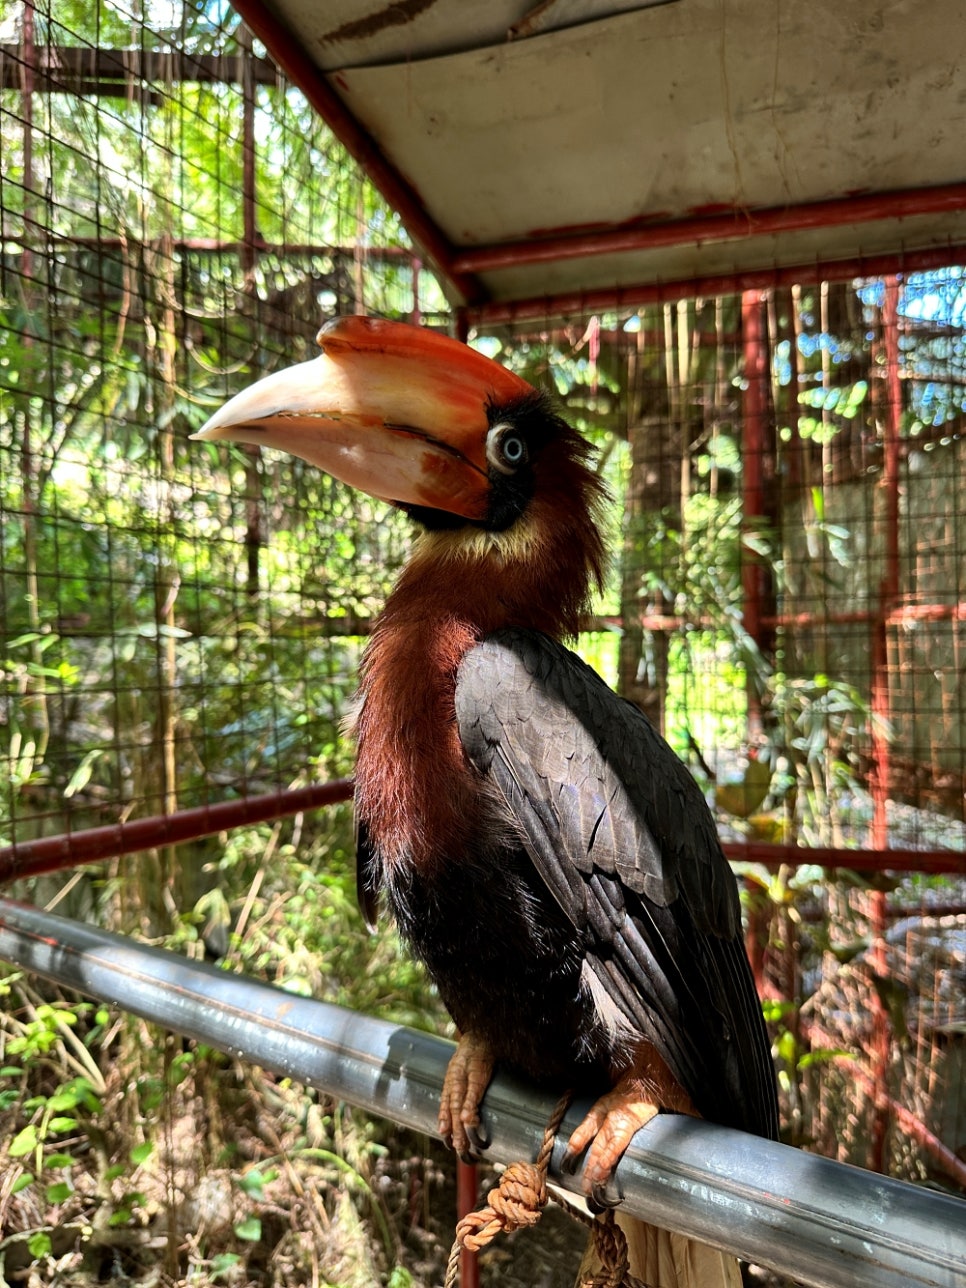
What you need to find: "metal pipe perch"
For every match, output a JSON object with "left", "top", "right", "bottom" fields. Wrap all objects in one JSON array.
[{"left": 0, "top": 897, "right": 962, "bottom": 1288}]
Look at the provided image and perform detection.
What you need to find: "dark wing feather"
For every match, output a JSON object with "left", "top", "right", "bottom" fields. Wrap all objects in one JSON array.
[
  {"left": 355, "top": 812, "right": 381, "bottom": 934},
  {"left": 456, "top": 627, "right": 778, "bottom": 1140}
]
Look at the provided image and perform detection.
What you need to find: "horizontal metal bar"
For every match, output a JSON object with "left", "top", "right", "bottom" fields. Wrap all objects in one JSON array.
[
  {"left": 0, "top": 897, "right": 962, "bottom": 1288},
  {"left": 2, "top": 233, "right": 419, "bottom": 260},
  {"left": 0, "top": 781, "right": 353, "bottom": 883},
  {"left": 724, "top": 839, "right": 966, "bottom": 877},
  {"left": 465, "top": 244, "right": 966, "bottom": 326},
  {"left": 452, "top": 184, "right": 966, "bottom": 275},
  {"left": 0, "top": 45, "right": 279, "bottom": 91},
  {"left": 3, "top": 777, "right": 964, "bottom": 884}
]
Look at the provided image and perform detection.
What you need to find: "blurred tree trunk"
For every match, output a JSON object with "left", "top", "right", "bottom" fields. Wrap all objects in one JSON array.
[{"left": 619, "top": 309, "right": 686, "bottom": 733}]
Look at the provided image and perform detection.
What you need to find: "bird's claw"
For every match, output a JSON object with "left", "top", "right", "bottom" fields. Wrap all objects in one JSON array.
[
  {"left": 438, "top": 1032, "right": 494, "bottom": 1160},
  {"left": 466, "top": 1119, "right": 491, "bottom": 1153},
  {"left": 562, "top": 1083, "right": 659, "bottom": 1202},
  {"left": 453, "top": 1120, "right": 491, "bottom": 1164},
  {"left": 587, "top": 1178, "right": 623, "bottom": 1214}
]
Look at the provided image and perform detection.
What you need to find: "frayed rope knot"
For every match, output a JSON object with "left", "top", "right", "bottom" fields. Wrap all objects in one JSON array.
[
  {"left": 442, "top": 1091, "right": 648, "bottom": 1288},
  {"left": 442, "top": 1090, "right": 571, "bottom": 1288},
  {"left": 456, "top": 1159, "right": 548, "bottom": 1249}
]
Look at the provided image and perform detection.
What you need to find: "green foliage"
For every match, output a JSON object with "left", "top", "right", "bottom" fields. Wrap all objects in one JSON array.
[
  {"left": 0, "top": 980, "right": 137, "bottom": 1264},
  {"left": 797, "top": 378, "right": 869, "bottom": 442},
  {"left": 213, "top": 811, "right": 444, "bottom": 1033}
]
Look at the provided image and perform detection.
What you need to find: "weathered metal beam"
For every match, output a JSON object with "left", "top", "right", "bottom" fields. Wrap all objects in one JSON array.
[
  {"left": 2, "top": 783, "right": 965, "bottom": 886},
  {"left": 0, "top": 781, "right": 353, "bottom": 883},
  {"left": 452, "top": 184, "right": 966, "bottom": 275},
  {"left": 464, "top": 244, "right": 966, "bottom": 326},
  {"left": 0, "top": 45, "right": 278, "bottom": 92},
  {"left": 0, "top": 898, "right": 962, "bottom": 1288}
]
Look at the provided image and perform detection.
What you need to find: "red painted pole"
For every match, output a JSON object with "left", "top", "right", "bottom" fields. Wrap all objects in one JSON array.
[
  {"left": 456, "top": 1159, "right": 480, "bottom": 1288},
  {"left": 721, "top": 839, "right": 966, "bottom": 876},
  {"left": 866, "top": 277, "right": 904, "bottom": 1174},
  {"left": 3, "top": 791, "right": 964, "bottom": 885},
  {"left": 740, "top": 290, "right": 772, "bottom": 738},
  {"left": 452, "top": 183, "right": 966, "bottom": 275},
  {"left": 0, "top": 781, "right": 354, "bottom": 884}
]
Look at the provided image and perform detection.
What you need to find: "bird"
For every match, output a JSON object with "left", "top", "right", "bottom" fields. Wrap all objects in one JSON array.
[{"left": 194, "top": 315, "right": 779, "bottom": 1286}]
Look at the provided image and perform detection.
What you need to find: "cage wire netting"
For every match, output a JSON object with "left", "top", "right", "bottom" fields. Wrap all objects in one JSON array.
[
  {"left": 0, "top": 0, "right": 441, "bottom": 916},
  {"left": 0, "top": 0, "right": 964, "bottom": 1251},
  {"left": 546, "top": 286, "right": 966, "bottom": 1188}
]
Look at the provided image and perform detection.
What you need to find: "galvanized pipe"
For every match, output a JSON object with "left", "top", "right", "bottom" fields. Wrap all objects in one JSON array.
[{"left": 0, "top": 897, "right": 963, "bottom": 1288}]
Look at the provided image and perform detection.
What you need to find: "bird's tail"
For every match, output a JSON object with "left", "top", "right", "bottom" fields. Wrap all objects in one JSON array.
[{"left": 576, "top": 1214, "right": 742, "bottom": 1288}]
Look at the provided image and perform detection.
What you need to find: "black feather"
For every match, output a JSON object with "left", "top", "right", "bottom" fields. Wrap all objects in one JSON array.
[{"left": 455, "top": 627, "right": 779, "bottom": 1140}]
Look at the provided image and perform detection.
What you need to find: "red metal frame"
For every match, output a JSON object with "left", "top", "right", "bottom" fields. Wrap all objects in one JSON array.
[
  {"left": 226, "top": 0, "right": 483, "bottom": 305},
  {"left": 456, "top": 1160, "right": 480, "bottom": 1288},
  {"left": 866, "top": 277, "right": 905, "bottom": 1174},
  {"left": 220, "top": 3, "right": 966, "bottom": 324},
  {"left": 723, "top": 839, "right": 965, "bottom": 877},
  {"left": 465, "top": 244, "right": 966, "bottom": 326},
  {"left": 2, "top": 787, "right": 964, "bottom": 886},
  {"left": 740, "top": 290, "right": 771, "bottom": 737},
  {"left": 0, "top": 782, "right": 353, "bottom": 884},
  {"left": 4, "top": 235, "right": 418, "bottom": 259},
  {"left": 452, "top": 184, "right": 966, "bottom": 275}
]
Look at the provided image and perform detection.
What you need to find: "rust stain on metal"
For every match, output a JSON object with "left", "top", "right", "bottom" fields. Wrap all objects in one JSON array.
[{"left": 320, "top": 0, "right": 438, "bottom": 46}]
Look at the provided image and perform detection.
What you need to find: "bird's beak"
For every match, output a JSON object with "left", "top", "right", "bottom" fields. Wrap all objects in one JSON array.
[{"left": 192, "top": 315, "right": 532, "bottom": 521}]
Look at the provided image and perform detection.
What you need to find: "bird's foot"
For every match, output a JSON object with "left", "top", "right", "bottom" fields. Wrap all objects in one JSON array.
[
  {"left": 438, "top": 1032, "right": 494, "bottom": 1161},
  {"left": 561, "top": 1079, "right": 660, "bottom": 1210}
]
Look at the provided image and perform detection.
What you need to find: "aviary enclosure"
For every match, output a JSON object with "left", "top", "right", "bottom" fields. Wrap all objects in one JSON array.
[{"left": 0, "top": 2, "right": 964, "bottom": 1284}]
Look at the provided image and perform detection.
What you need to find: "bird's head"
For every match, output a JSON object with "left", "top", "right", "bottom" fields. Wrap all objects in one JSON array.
[{"left": 194, "top": 316, "right": 606, "bottom": 633}]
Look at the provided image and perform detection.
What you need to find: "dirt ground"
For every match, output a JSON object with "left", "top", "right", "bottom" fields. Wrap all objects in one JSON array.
[{"left": 0, "top": 1074, "right": 806, "bottom": 1288}]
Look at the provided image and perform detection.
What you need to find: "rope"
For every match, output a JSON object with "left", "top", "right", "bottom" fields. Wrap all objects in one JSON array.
[
  {"left": 442, "top": 1091, "right": 649, "bottom": 1288},
  {"left": 578, "top": 1210, "right": 650, "bottom": 1288}
]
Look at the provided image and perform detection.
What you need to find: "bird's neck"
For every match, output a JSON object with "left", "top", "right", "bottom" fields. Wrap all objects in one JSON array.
[
  {"left": 352, "top": 548, "right": 522, "bottom": 871},
  {"left": 353, "top": 507, "right": 603, "bottom": 871}
]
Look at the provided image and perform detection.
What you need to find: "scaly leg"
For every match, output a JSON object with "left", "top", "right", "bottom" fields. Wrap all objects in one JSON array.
[
  {"left": 438, "top": 1031, "right": 494, "bottom": 1160},
  {"left": 563, "top": 1046, "right": 696, "bottom": 1209}
]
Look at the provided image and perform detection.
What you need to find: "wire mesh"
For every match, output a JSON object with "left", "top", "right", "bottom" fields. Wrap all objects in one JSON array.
[
  {"left": 0, "top": 0, "right": 964, "bottom": 1206},
  {"left": 0, "top": 0, "right": 440, "bottom": 860},
  {"left": 492, "top": 286, "right": 966, "bottom": 1190}
]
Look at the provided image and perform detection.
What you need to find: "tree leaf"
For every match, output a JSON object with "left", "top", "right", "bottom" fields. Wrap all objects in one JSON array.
[
  {"left": 44, "top": 1153, "right": 75, "bottom": 1169},
  {"left": 47, "top": 1116, "right": 79, "bottom": 1133},
  {"left": 27, "top": 1232, "right": 52, "bottom": 1259},
  {"left": 234, "top": 1216, "right": 262, "bottom": 1242},
  {"left": 10, "top": 1124, "right": 38, "bottom": 1157},
  {"left": 130, "top": 1141, "right": 154, "bottom": 1166}
]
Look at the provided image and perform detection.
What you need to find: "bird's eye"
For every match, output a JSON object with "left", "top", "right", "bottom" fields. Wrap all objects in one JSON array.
[{"left": 486, "top": 424, "right": 528, "bottom": 474}]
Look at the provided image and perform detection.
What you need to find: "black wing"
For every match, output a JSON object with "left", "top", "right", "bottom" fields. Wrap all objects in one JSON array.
[{"left": 456, "top": 627, "right": 778, "bottom": 1140}]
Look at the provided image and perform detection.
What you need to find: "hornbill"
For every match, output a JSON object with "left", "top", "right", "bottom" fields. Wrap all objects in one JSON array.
[{"left": 195, "top": 316, "right": 779, "bottom": 1286}]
